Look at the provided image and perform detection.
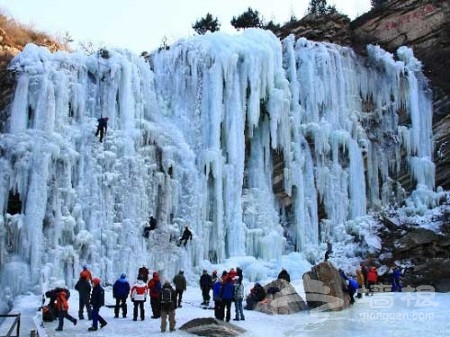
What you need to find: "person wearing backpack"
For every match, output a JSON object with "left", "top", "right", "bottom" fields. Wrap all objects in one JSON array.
[
  {"left": 130, "top": 275, "right": 147, "bottom": 321},
  {"left": 54, "top": 287, "right": 77, "bottom": 331},
  {"left": 160, "top": 279, "right": 177, "bottom": 333},
  {"left": 148, "top": 272, "right": 162, "bottom": 318},
  {"left": 172, "top": 269, "right": 186, "bottom": 308}
]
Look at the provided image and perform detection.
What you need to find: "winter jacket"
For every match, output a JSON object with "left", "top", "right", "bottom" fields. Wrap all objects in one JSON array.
[
  {"left": 367, "top": 268, "right": 378, "bottom": 283},
  {"left": 233, "top": 282, "right": 245, "bottom": 300},
  {"left": 277, "top": 269, "right": 291, "bottom": 283},
  {"left": 56, "top": 290, "right": 69, "bottom": 311},
  {"left": 221, "top": 278, "right": 234, "bottom": 300},
  {"left": 251, "top": 284, "right": 266, "bottom": 302},
  {"left": 212, "top": 280, "right": 222, "bottom": 301},
  {"left": 199, "top": 273, "right": 212, "bottom": 290},
  {"left": 90, "top": 284, "right": 105, "bottom": 310},
  {"left": 160, "top": 284, "right": 177, "bottom": 312},
  {"left": 113, "top": 277, "right": 131, "bottom": 299},
  {"left": 97, "top": 117, "right": 108, "bottom": 129},
  {"left": 348, "top": 278, "right": 359, "bottom": 293},
  {"left": 75, "top": 277, "right": 91, "bottom": 301},
  {"left": 148, "top": 273, "right": 162, "bottom": 298},
  {"left": 130, "top": 279, "right": 148, "bottom": 302},
  {"left": 173, "top": 273, "right": 187, "bottom": 291},
  {"left": 138, "top": 267, "right": 149, "bottom": 282},
  {"left": 356, "top": 269, "right": 365, "bottom": 287},
  {"left": 236, "top": 268, "right": 243, "bottom": 284},
  {"left": 80, "top": 269, "right": 92, "bottom": 281},
  {"left": 228, "top": 269, "right": 237, "bottom": 281}
]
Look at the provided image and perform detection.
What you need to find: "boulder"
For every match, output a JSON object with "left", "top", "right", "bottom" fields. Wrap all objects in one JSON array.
[
  {"left": 253, "top": 279, "right": 307, "bottom": 315},
  {"left": 302, "top": 261, "right": 349, "bottom": 311},
  {"left": 179, "top": 317, "right": 246, "bottom": 337}
]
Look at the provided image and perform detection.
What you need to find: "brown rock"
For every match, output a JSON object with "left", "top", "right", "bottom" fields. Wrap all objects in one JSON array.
[
  {"left": 253, "top": 279, "right": 307, "bottom": 315},
  {"left": 302, "top": 261, "right": 349, "bottom": 311},
  {"left": 179, "top": 317, "right": 246, "bottom": 337}
]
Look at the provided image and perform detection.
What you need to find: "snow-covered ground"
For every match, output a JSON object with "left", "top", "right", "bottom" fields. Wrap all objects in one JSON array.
[{"left": 4, "top": 277, "right": 450, "bottom": 337}]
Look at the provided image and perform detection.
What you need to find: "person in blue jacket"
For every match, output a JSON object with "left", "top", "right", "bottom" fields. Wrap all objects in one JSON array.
[
  {"left": 391, "top": 266, "right": 402, "bottom": 292},
  {"left": 220, "top": 276, "right": 235, "bottom": 322},
  {"left": 212, "top": 278, "right": 223, "bottom": 320},
  {"left": 347, "top": 277, "right": 359, "bottom": 304},
  {"left": 113, "top": 274, "right": 131, "bottom": 318}
]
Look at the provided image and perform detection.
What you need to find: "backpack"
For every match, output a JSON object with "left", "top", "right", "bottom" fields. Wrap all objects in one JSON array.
[{"left": 161, "top": 288, "right": 172, "bottom": 304}]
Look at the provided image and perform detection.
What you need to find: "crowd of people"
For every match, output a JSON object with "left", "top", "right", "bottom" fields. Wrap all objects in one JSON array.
[
  {"left": 44, "top": 253, "right": 403, "bottom": 333},
  {"left": 44, "top": 265, "right": 185, "bottom": 333},
  {"left": 337, "top": 262, "right": 403, "bottom": 305}
]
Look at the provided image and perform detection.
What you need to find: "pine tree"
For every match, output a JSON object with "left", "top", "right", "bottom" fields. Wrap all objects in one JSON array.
[
  {"left": 308, "top": 0, "right": 335, "bottom": 16},
  {"left": 230, "top": 7, "right": 263, "bottom": 30},
  {"left": 262, "top": 20, "right": 281, "bottom": 33},
  {"left": 371, "top": 0, "right": 388, "bottom": 8},
  {"left": 192, "top": 13, "right": 221, "bottom": 35}
]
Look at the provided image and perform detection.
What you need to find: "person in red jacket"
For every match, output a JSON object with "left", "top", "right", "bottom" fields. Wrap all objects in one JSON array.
[
  {"left": 80, "top": 265, "right": 92, "bottom": 282},
  {"left": 367, "top": 267, "right": 378, "bottom": 295},
  {"left": 148, "top": 272, "right": 162, "bottom": 318},
  {"left": 55, "top": 288, "right": 77, "bottom": 331}
]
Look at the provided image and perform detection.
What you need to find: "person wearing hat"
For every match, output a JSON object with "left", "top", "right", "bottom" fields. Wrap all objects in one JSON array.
[
  {"left": 113, "top": 273, "right": 131, "bottom": 318},
  {"left": 160, "top": 279, "right": 177, "bottom": 332},
  {"left": 172, "top": 269, "right": 187, "bottom": 308},
  {"left": 80, "top": 265, "right": 92, "bottom": 282},
  {"left": 88, "top": 278, "right": 107, "bottom": 331},
  {"left": 75, "top": 272, "right": 92, "bottom": 320},
  {"left": 148, "top": 272, "right": 162, "bottom": 318},
  {"left": 95, "top": 116, "right": 109, "bottom": 143}
]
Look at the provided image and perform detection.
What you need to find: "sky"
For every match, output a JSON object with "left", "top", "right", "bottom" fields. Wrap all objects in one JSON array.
[{"left": 0, "top": 0, "right": 372, "bottom": 54}]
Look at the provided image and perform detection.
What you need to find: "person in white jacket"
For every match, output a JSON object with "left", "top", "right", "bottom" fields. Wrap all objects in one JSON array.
[{"left": 130, "top": 275, "right": 148, "bottom": 321}]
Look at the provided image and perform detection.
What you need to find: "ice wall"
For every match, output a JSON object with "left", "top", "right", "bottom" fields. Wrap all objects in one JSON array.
[{"left": 0, "top": 29, "right": 434, "bottom": 307}]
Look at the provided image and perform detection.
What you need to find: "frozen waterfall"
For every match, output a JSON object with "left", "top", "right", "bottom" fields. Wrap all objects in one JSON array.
[{"left": 0, "top": 29, "right": 434, "bottom": 308}]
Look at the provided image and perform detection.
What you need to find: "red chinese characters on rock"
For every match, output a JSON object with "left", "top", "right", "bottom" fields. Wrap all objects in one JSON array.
[{"left": 382, "top": 4, "right": 439, "bottom": 31}]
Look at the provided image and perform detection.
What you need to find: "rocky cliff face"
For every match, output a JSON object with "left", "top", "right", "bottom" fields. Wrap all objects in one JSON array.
[
  {"left": 351, "top": 0, "right": 450, "bottom": 190},
  {"left": 0, "top": 19, "right": 63, "bottom": 132}
]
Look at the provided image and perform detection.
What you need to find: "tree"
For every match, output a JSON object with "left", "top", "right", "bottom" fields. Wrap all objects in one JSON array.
[
  {"left": 371, "top": 0, "right": 388, "bottom": 8},
  {"left": 192, "top": 13, "right": 221, "bottom": 35},
  {"left": 262, "top": 20, "right": 280, "bottom": 33},
  {"left": 230, "top": 7, "right": 263, "bottom": 30},
  {"left": 307, "top": 0, "right": 335, "bottom": 16}
]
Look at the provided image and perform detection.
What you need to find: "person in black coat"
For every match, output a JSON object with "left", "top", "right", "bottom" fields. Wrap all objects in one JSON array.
[
  {"left": 277, "top": 268, "right": 291, "bottom": 283},
  {"left": 75, "top": 275, "right": 92, "bottom": 320},
  {"left": 199, "top": 270, "right": 213, "bottom": 306},
  {"left": 178, "top": 226, "right": 193, "bottom": 246},
  {"left": 95, "top": 117, "right": 109, "bottom": 142},
  {"left": 143, "top": 216, "right": 157, "bottom": 238},
  {"left": 113, "top": 274, "right": 131, "bottom": 318},
  {"left": 88, "top": 278, "right": 107, "bottom": 331},
  {"left": 245, "top": 283, "right": 266, "bottom": 310}
]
